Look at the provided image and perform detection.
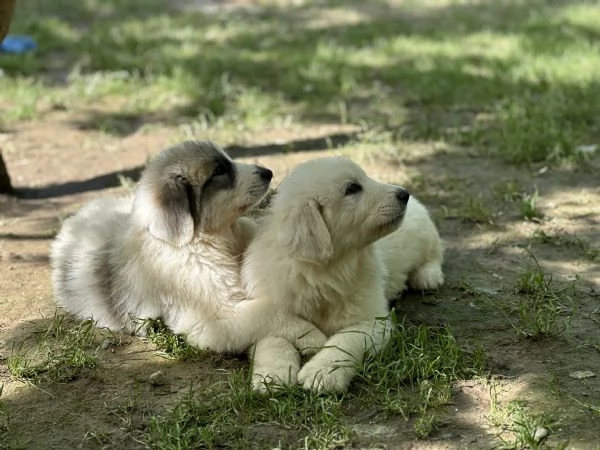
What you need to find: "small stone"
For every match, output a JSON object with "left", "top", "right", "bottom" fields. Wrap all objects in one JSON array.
[
  {"left": 534, "top": 427, "right": 549, "bottom": 442},
  {"left": 100, "top": 339, "right": 113, "bottom": 350},
  {"left": 148, "top": 370, "right": 167, "bottom": 386},
  {"left": 569, "top": 370, "right": 596, "bottom": 379}
]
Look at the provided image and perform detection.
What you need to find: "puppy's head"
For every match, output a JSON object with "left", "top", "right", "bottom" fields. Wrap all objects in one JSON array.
[
  {"left": 273, "top": 157, "right": 409, "bottom": 263},
  {"left": 133, "top": 140, "right": 273, "bottom": 246}
]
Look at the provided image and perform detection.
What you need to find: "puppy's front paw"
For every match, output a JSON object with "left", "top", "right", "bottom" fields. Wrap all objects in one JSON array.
[
  {"left": 295, "top": 328, "right": 327, "bottom": 356},
  {"left": 297, "top": 359, "right": 353, "bottom": 393},
  {"left": 252, "top": 364, "right": 299, "bottom": 393},
  {"left": 186, "top": 322, "right": 236, "bottom": 353},
  {"left": 410, "top": 262, "right": 444, "bottom": 291}
]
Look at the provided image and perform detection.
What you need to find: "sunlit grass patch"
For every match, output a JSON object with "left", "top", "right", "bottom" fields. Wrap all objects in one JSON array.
[
  {"left": 7, "top": 313, "right": 100, "bottom": 383},
  {"left": 0, "top": 78, "right": 44, "bottom": 123},
  {"left": 489, "top": 397, "right": 563, "bottom": 450}
]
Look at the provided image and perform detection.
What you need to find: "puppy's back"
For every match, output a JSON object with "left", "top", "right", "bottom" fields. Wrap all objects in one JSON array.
[{"left": 51, "top": 196, "right": 132, "bottom": 330}]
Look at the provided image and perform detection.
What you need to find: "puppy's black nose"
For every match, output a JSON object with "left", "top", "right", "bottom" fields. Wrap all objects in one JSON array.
[
  {"left": 396, "top": 188, "right": 410, "bottom": 204},
  {"left": 256, "top": 167, "right": 273, "bottom": 181}
]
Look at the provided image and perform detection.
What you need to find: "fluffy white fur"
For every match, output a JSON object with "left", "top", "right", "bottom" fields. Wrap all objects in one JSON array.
[
  {"left": 242, "top": 157, "right": 444, "bottom": 392},
  {"left": 51, "top": 140, "right": 325, "bottom": 354}
]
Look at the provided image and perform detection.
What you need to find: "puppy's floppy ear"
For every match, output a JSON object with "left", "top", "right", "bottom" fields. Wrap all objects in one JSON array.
[
  {"left": 147, "top": 175, "right": 195, "bottom": 246},
  {"left": 278, "top": 199, "right": 333, "bottom": 263}
]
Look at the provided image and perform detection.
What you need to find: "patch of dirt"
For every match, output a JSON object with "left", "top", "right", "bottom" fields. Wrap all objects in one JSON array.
[{"left": 1, "top": 108, "right": 599, "bottom": 449}]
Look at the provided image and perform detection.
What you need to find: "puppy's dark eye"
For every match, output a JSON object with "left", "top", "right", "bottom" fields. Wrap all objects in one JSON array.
[
  {"left": 345, "top": 182, "right": 363, "bottom": 196},
  {"left": 212, "top": 163, "right": 228, "bottom": 177}
]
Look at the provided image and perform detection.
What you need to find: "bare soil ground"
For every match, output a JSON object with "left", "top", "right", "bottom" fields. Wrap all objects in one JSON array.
[{"left": 1, "top": 110, "right": 599, "bottom": 449}]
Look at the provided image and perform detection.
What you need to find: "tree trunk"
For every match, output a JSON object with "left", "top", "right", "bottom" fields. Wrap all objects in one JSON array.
[
  {"left": 0, "top": 150, "right": 13, "bottom": 193},
  {"left": 0, "top": 0, "right": 17, "bottom": 194},
  {"left": 0, "top": 0, "right": 16, "bottom": 42}
]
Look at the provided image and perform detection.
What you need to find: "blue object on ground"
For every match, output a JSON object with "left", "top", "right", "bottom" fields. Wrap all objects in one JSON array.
[{"left": 0, "top": 35, "right": 38, "bottom": 54}]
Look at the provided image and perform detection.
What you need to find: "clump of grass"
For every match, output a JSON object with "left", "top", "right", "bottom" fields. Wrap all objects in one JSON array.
[
  {"left": 444, "top": 195, "right": 495, "bottom": 224},
  {"left": 493, "top": 181, "right": 545, "bottom": 221},
  {"left": 109, "top": 387, "right": 146, "bottom": 434},
  {"left": 145, "top": 371, "right": 350, "bottom": 449},
  {"left": 490, "top": 398, "right": 563, "bottom": 450},
  {"left": 355, "top": 315, "right": 486, "bottom": 437},
  {"left": 510, "top": 253, "right": 574, "bottom": 339},
  {"left": 413, "top": 410, "right": 439, "bottom": 439},
  {"left": 461, "top": 197, "right": 495, "bottom": 224},
  {"left": 532, "top": 229, "right": 599, "bottom": 260},
  {"left": 494, "top": 180, "right": 524, "bottom": 203},
  {"left": 7, "top": 314, "right": 100, "bottom": 383},
  {"left": 476, "top": 85, "right": 599, "bottom": 168},
  {"left": 518, "top": 189, "right": 544, "bottom": 222},
  {"left": 144, "top": 318, "right": 209, "bottom": 361},
  {"left": 485, "top": 95, "right": 577, "bottom": 165}
]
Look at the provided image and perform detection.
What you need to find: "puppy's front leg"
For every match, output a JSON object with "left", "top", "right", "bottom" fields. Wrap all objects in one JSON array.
[
  {"left": 250, "top": 336, "right": 300, "bottom": 392},
  {"left": 271, "top": 314, "right": 327, "bottom": 356},
  {"left": 297, "top": 318, "right": 390, "bottom": 393},
  {"left": 185, "top": 321, "right": 240, "bottom": 353}
]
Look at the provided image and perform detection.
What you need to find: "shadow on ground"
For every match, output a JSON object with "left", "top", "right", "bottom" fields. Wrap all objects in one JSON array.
[{"left": 14, "top": 131, "right": 359, "bottom": 198}]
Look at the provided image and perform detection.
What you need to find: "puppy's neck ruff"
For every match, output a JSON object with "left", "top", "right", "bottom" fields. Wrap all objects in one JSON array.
[{"left": 188, "top": 226, "right": 244, "bottom": 256}]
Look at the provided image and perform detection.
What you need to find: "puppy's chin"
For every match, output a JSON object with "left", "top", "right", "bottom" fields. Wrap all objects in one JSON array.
[
  {"left": 374, "top": 213, "right": 405, "bottom": 238},
  {"left": 240, "top": 184, "right": 272, "bottom": 214}
]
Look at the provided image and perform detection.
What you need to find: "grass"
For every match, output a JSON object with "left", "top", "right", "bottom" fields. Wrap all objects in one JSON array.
[
  {"left": 7, "top": 313, "right": 100, "bottom": 383},
  {"left": 3, "top": 314, "right": 485, "bottom": 445},
  {"left": 509, "top": 253, "right": 574, "bottom": 339},
  {"left": 518, "top": 189, "right": 544, "bottom": 222},
  {"left": 145, "top": 371, "right": 350, "bottom": 449},
  {"left": 356, "top": 318, "right": 485, "bottom": 418},
  {"left": 144, "top": 318, "right": 210, "bottom": 362},
  {"left": 139, "top": 317, "right": 485, "bottom": 448},
  {"left": 489, "top": 396, "right": 564, "bottom": 450},
  {"left": 0, "top": 0, "right": 599, "bottom": 168},
  {"left": 493, "top": 181, "right": 546, "bottom": 221},
  {"left": 532, "top": 229, "right": 599, "bottom": 261},
  {"left": 444, "top": 182, "right": 546, "bottom": 224},
  {"left": 450, "top": 195, "right": 495, "bottom": 224}
]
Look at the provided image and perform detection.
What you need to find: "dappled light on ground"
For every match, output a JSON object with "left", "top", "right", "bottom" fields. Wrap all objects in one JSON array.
[{"left": 1, "top": 0, "right": 599, "bottom": 448}]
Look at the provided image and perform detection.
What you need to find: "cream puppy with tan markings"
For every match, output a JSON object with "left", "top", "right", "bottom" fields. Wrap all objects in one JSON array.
[
  {"left": 243, "top": 157, "right": 443, "bottom": 392},
  {"left": 52, "top": 140, "right": 325, "bottom": 354}
]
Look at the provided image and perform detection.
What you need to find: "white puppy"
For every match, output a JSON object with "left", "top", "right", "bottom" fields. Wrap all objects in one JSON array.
[
  {"left": 243, "top": 157, "right": 443, "bottom": 392},
  {"left": 52, "top": 140, "right": 325, "bottom": 354}
]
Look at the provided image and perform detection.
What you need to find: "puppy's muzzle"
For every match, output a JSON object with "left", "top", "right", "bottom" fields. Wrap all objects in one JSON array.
[{"left": 255, "top": 166, "right": 273, "bottom": 183}]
